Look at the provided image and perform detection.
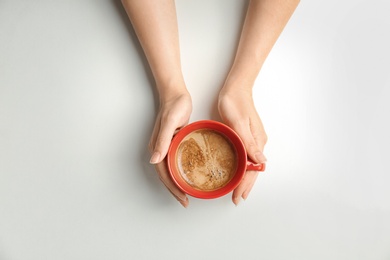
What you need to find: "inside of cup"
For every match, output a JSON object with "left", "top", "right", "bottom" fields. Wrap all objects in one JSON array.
[{"left": 167, "top": 120, "right": 247, "bottom": 199}]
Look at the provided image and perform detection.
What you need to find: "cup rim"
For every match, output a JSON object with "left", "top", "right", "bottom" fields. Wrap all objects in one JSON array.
[{"left": 167, "top": 120, "right": 247, "bottom": 199}]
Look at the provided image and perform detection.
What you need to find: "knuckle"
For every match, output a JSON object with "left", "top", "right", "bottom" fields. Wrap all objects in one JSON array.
[
  {"left": 148, "top": 142, "right": 153, "bottom": 153},
  {"left": 155, "top": 137, "right": 169, "bottom": 151},
  {"left": 263, "top": 134, "right": 268, "bottom": 144},
  {"left": 236, "top": 118, "right": 248, "bottom": 127},
  {"left": 253, "top": 131, "right": 268, "bottom": 146},
  {"left": 257, "top": 134, "right": 268, "bottom": 145},
  {"left": 163, "top": 111, "right": 179, "bottom": 123},
  {"left": 247, "top": 141, "right": 258, "bottom": 151},
  {"left": 154, "top": 141, "right": 163, "bottom": 151}
]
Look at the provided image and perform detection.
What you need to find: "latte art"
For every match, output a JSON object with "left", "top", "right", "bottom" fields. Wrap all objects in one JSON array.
[{"left": 176, "top": 129, "right": 237, "bottom": 191}]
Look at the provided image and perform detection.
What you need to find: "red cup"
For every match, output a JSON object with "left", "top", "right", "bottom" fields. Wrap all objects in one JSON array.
[{"left": 167, "top": 120, "right": 265, "bottom": 199}]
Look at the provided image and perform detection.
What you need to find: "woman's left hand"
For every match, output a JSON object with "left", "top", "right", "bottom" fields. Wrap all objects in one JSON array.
[{"left": 218, "top": 87, "right": 267, "bottom": 205}]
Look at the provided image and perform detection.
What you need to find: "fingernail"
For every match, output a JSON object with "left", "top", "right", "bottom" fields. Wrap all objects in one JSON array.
[
  {"left": 255, "top": 152, "right": 267, "bottom": 163},
  {"left": 149, "top": 152, "right": 160, "bottom": 164},
  {"left": 179, "top": 197, "right": 189, "bottom": 208},
  {"left": 177, "top": 195, "right": 187, "bottom": 202},
  {"left": 233, "top": 196, "right": 241, "bottom": 206}
]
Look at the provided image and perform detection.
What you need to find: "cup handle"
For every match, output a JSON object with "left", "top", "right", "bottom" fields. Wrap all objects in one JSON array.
[{"left": 246, "top": 159, "right": 266, "bottom": 172}]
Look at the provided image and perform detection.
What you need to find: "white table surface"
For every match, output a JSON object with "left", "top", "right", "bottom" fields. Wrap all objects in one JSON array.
[{"left": 1, "top": 1, "right": 389, "bottom": 259}]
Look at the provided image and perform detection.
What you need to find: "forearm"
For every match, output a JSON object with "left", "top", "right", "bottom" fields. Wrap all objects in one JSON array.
[
  {"left": 121, "top": 0, "right": 187, "bottom": 101},
  {"left": 224, "top": 0, "right": 300, "bottom": 91}
]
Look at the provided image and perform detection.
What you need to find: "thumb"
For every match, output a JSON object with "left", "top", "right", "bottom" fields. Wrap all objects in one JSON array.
[
  {"left": 234, "top": 123, "right": 267, "bottom": 164},
  {"left": 149, "top": 120, "right": 177, "bottom": 164}
]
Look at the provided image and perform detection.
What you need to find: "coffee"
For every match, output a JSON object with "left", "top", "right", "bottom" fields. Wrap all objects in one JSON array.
[{"left": 176, "top": 129, "right": 237, "bottom": 191}]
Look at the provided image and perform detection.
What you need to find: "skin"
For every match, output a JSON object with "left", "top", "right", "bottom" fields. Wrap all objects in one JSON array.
[{"left": 122, "top": 0, "right": 300, "bottom": 207}]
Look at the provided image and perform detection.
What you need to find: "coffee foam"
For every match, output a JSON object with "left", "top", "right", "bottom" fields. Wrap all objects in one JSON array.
[{"left": 176, "top": 130, "right": 237, "bottom": 191}]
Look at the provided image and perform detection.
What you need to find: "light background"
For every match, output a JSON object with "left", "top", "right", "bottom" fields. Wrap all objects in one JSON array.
[{"left": 0, "top": 0, "right": 389, "bottom": 259}]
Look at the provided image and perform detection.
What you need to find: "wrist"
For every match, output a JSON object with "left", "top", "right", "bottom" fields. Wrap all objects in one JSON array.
[
  {"left": 156, "top": 77, "right": 189, "bottom": 103},
  {"left": 223, "top": 60, "right": 261, "bottom": 88},
  {"left": 220, "top": 78, "right": 253, "bottom": 98}
]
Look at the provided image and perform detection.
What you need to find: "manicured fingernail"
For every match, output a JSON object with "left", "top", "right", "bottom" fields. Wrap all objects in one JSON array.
[
  {"left": 233, "top": 196, "right": 241, "bottom": 206},
  {"left": 255, "top": 152, "right": 267, "bottom": 163},
  {"left": 179, "top": 197, "right": 189, "bottom": 208},
  {"left": 149, "top": 152, "right": 160, "bottom": 164}
]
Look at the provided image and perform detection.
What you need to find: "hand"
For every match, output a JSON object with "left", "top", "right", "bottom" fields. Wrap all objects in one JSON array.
[
  {"left": 149, "top": 90, "right": 192, "bottom": 208},
  {"left": 218, "top": 87, "right": 267, "bottom": 205}
]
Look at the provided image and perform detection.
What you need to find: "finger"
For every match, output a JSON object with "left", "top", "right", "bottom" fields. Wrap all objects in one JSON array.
[
  {"left": 249, "top": 118, "right": 268, "bottom": 168},
  {"left": 179, "top": 197, "right": 189, "bottom": 208},
  {"left": 158, "top": 173, "right": 188, "bottom": 208},
  {"left": 150, "top": 119, "right": 178, "bottom": 164},
  {"left": 232, "top": 170, "right": 259, "bottom": 205},
  {"left": 161, "top": 178, "right": 189, "bottom": 208},
  {"left": 162, "top": 181, "right": 189, "bottom": 208},
  {"left": 155, "top": 161, "right": 187, "bottom": 202},
  {"left": 163, "top": 186, "right": 190, "bottom": 208},
  {"left": 149, "top": 116, "right": 189, "bottom": 159},
  {"left": 233, "top": 120, "right": 265, "bottom": 164},
  {"left": 232, "top": 181, "right": 246, "bottom": 206},
  {"left": 149, "top": 114, "right": 161, "bottom": 153},
  {"left": 249, "top": 117, "right": 267, "bottom": 152},
  {"left": 241, "top": 171, "right": 259, "bottom": 200}
]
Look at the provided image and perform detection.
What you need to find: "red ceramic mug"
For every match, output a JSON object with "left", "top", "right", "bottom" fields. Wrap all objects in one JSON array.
[{"left": 167, "top": 120, "right": 265, "bottom": 199}]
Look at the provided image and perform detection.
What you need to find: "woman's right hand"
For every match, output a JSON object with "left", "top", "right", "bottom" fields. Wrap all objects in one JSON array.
[{"left": 149, "top": 89, "right": 192, "bottom": 208}]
